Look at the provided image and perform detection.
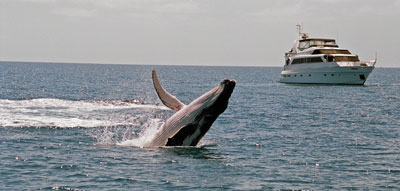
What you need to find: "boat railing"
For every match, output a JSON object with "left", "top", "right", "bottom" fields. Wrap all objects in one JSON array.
[{"left": 337, "top": 60, "right": 376, "bottom": 67}]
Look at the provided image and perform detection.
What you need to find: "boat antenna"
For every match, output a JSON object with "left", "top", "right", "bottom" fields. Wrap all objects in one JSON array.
[
  {"left": 296, "top": 24, "right": 302, "bottom": 37},
  {"left": 336, "top": 31, "right": 339, "bottom": 43},
  {"left": 296, "top": 24, "right": 308, "bottom": 40}
]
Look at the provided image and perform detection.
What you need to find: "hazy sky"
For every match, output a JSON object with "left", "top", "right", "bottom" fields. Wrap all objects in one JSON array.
[{"left": 1, "top": 0, "right": 399, "bottom": 67}]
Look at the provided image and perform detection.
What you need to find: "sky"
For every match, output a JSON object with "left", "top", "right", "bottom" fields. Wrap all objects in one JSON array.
[{"left": 0, "top": 0, "right": 399, "bottom": 67}]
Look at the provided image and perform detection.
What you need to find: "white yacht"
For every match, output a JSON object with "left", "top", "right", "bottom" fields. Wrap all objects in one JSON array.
[{"left": 280, "top": 25, "right": 376, "bottom": 85}]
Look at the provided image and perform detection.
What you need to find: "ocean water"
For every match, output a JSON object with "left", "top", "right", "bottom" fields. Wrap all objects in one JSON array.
[{"left": 0, "top": 61, "right": 399, "bottom": 190}]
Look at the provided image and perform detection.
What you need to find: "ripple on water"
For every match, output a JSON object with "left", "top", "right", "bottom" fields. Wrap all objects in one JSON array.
[{"left": 0, "top": 65, "right": 399, "bottom": 190}]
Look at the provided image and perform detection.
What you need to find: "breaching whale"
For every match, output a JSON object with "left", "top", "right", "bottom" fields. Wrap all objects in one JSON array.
[{"left": 148, "top": 69, "right": 236, "bottom": 147}]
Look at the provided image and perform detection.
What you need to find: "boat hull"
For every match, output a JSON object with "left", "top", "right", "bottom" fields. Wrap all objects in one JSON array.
[{"left": 279, "top": 66, "right": 374, "bottom": 85}]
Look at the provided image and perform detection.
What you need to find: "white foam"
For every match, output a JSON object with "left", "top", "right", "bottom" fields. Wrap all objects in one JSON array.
[
  {"left": 117, "top": 118, "right": 164, "bottom": 147},
  {"left": 0, "top": 98, "right": 167, "bottom": 128}
]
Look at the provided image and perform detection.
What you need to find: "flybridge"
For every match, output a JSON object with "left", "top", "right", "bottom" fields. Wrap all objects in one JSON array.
[
  {"left": 298, "top": 38, "right": 339, "bottom": 50},
  {"left": 295, "top": 24, "right": 339, "bottom": 50}
]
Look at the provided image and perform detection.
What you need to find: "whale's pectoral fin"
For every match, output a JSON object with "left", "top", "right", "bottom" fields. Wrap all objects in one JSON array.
[{"left": 152, "top": 69, "right": 185, "bottom": 112}]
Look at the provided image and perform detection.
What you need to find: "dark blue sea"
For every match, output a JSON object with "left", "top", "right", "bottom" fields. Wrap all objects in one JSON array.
[{"left": 0, "top": 62, "right": 399, "bottom": 190}]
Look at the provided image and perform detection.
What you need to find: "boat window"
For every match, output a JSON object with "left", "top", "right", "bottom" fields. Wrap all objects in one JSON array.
[
  {"left": 313, "top": 50, "right": 321, "bottom": 54},
  {"left": 325, "top": 41, "right": 336, "bottom": 45},
  {"left": 311, "top": 40, "right": 324, "bottom": 46},
  {"left": 334, "top": 56, "right": 360, "bottom": 62},
  {"left": 299, "top": 41, "right": 310, "bottom": 49},
  {"left": 291, "top": 57, "right": 323, "bottom": 64},
  {"left": 310, "top": 57, "right": 323, "bottom": 63},
  {"left": 292, "top": 59, "right": 301, "bottom": 64},
  {"left": 326, "top": 55, "right": 334, "bottom": 62},
  {"left": 312, "top": 49, "right": 351, "bottom": 54},
  {"left": 299, "top": 39, "right": 338, "bottom": 49}
]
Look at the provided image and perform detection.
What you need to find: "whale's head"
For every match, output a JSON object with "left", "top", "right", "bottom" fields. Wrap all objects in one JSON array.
[
  {"left": 196, "top": 79, "right": 236, "bottom": 115},
  {"left": 186, "top": 79, "right": 235, "bottom": 117},
  {"left": 218, "top": 79, "right": 236, "bottom": 106}
]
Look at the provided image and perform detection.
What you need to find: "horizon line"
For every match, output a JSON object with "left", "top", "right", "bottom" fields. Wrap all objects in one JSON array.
[{"left": 0, "top": 60, "right": 397, "bottom": 68}]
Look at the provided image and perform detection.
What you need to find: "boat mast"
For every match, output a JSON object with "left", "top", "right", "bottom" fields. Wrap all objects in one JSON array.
[{"left": 296, "top": 24, "right": 308, "bottom": 40}]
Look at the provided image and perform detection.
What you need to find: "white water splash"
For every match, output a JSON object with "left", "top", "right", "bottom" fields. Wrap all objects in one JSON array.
[
  {"left": 0, "top": 98, "right": 170, "bottom": 147},
  {"left": 0, "top": 98, "right": 168, "bottom": 128},
  {"left": 116, "top": 118, "right": 164, "bottom": 147}
]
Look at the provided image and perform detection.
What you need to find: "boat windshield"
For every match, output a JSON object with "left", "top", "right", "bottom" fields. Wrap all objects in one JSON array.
[
  {"left": 291, "top": 57, "right": 324, "bottom": 64},
  {"left": 334, "top": 56, "right": 360, "bottom": 62},
  {"left": 324, "top": 41, "right": 336, "bottom": 45},
  {"left": 313, "top": 49, "right": 351, "bottom": 54},
  {"left": 299, "top": 39, "right": 338, "bottom": 50}
]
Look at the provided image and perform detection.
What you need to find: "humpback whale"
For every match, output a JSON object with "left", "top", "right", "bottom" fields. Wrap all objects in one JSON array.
[{"left": 148, "top": 69, "right": 236, "bottom": 147}]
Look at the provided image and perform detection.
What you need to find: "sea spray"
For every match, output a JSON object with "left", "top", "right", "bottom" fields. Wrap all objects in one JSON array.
[
  {"left": 89, "top": 118, "right": 164, "bottom": 147},
  {"left": 0, "top": 98, "right": 167, "bottom": 128},
  {"left": 117, "top": 118, "right": 164, "bottom": 147}
]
